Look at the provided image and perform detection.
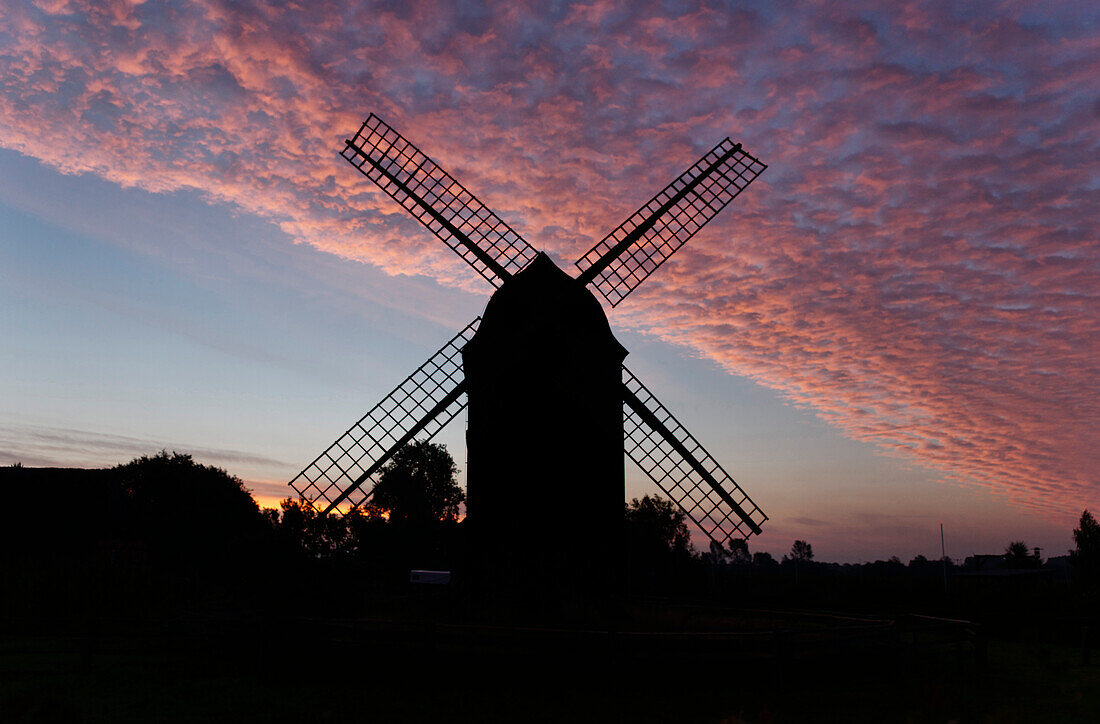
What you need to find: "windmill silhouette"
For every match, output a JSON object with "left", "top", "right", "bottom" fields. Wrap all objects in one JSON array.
[{"left": 289, "top": 114, "right": 768, "bottom": 598}]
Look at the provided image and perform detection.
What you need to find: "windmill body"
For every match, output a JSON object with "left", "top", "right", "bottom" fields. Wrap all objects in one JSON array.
[
  {"left": 290, "top": 114, "right": 770, "bottom": 613},
  {"left": 464, "top": 253, "right": 626, "bottom": 602}
]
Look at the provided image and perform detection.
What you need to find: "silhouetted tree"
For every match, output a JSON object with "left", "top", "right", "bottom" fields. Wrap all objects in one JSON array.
[
  {"left": 624, "top": 494, "right": 693, "bottom": 558},
  {"left": 270, "top": 462, "right": 458, "bottom": 563},
  {"left": 371, "top": 440, "right": 464, "bottom": 526},
  {"left": 704, "top": 537, "right": 750, "bottom": 565},
  {"left": 113, "top": 451, "right": 267, "bottom": 564},
  {"left": 1, "top": 453, "right": 286, "bottom": 618},
  {"left": 752, "top": 551, "right": 778, "bottom": 568},
  {"left": 706, "top": 540, "right": 727, "bottom": 564},
  {"left": 360, "top": 441, "right": 467, "bottom": 572},
  {"left": 728, "top": 537, "right": 751, "bottom": 565},
  {"left": 1004, "top": 540, "right": 1039, "bottom": 569},
  {"left": 783, "top": 540, "right": 814, "bottom": 584},
  {"left": 623, "top": 495, "right": 694, "bottom": 594},
  {"left": 343, "top": 503, "right": 390, "bottom": 559},
  {"left": 789, "top": 540, "right": 814, "bottom": 561},
  {"left": 274, "top": 497, "right": 353, "bottom": 559},
  {"left": 1070, "top": 509, "right": 1099, "bottom": 584}
]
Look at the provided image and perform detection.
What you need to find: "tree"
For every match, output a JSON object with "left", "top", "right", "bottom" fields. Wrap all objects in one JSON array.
[
  {"left": 343, "top": 503, "right": 390, "bottom": 558},
  {"left": 752, "top": 551, "right": 778, "bottom": 568},
  {"left": 371, "top": 440, "right": 464, "bottom": 526},
  {"left": 113, "top": 450, "right": 265, "bottom": 560},
  {"left": 789, "top": 539, "right": 814, "bottom": 561},
  {"left": 704, "top": 537, "right": 750, "bottom": 565},
  {"left": 784, "top": 540, "right": 814, "bottom": 584},
  {"left": 1070, "top": 509, "right": 1100, "bottom": 583},
  {"left": 706, "top": 540, "right": 728, "bottom": 564},
  {"left": 727, "top": 537, "right": 751, "bottom": 565},
  {"left": 624, "top": 494, "right": 693, "bottom": 558},
  {"left": 1004, "top": 540, "right": 1038, "bottom": 569},
  {"left": 273, "top": 497, "right": 354, "bottom": 558}
]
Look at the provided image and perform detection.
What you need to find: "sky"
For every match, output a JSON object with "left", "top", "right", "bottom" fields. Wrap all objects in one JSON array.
[{"left": 1, "top": 0, "right": 1097, "bottom": 563}]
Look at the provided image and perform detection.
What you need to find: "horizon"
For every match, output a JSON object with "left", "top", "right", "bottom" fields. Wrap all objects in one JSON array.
[
  {"left": 6, "top": 454, "right": 1085, "bottom": 567},
  {"left": 2, "top": 1, "right": 1097, "bottom": 565}
]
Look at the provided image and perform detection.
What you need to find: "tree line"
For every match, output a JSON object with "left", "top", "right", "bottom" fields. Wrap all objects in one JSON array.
[{"left": 4, "top": 445, "right": 1097, "bottom": 620}]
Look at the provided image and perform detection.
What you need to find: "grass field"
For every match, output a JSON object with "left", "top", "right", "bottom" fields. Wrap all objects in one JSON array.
[{"left": 2, "top": 612, "right": 1097, "bottom": 723}]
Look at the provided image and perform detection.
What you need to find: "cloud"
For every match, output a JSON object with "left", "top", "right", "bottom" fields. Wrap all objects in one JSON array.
[
  {"left": 0, "top": 422, "right": 292, "bottom": 508},
  {"left": 1, "top": 0, "right": 1097, "bottom": 518},
  {"left": 0, "top": 423, "right": 287, "bottom": 471},
  {"left": 789, "top": 517, "right": 830, "bottom": 528}
]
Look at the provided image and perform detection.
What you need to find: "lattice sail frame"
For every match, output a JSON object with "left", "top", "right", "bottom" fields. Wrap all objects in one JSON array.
[
  {"left": 622, "top": 366, "right": 768, "bottom": 544},
  {"left": 576, "top": 138, "right": 767, "bottom": 307},
  {"left": 289, "top": 319, "right": 479, "bottom": 513},
  {"left": 342, "top": 114, "right": 539, "bottom": 286},
  {"left": 309, "top": 114, "right": 769, "bottom": 538}
]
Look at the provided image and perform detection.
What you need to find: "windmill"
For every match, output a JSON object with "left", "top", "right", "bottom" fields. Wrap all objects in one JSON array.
[{"left": 289, "top": 114, "right": 768, "bottom": 600}]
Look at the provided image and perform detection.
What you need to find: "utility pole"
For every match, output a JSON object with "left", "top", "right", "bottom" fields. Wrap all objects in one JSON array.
[{"left": 940, "top": 523, "right": 948, "bottom": 593}]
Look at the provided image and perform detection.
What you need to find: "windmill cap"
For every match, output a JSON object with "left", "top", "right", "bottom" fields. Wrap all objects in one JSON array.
[{"left": 464, "top": 252, "right": 628, "bottom": 365}]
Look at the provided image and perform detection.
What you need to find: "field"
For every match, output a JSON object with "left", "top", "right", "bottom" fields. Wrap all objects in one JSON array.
[{"left": 3, "top": 606, "right": 1098, "bottom": 722}]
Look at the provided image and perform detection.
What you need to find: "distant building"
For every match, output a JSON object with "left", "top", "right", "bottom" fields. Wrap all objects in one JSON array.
[
  {"left": 963, "top": 554, "right": 1007, "bottom": 571},
  {"left": 1044, "top": 554, "right": 1076, "bottom": 582}
]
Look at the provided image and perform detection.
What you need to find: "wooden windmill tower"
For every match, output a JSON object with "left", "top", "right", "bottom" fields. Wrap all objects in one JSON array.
[{"left": 290, "top": 114, "right": 768, "bottom": 607}]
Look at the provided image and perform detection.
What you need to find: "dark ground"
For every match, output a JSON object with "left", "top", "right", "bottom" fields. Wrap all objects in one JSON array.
[
  {"left": 3, "top": 465, "right": 1097, "bottom": 722},
  {"left": 2, "top": 603, "right": 1098, "bottom": 723}
]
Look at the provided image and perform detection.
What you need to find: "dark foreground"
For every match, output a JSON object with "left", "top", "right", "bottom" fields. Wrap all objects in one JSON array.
[
  {"left": 3, "top": 604, "right": 1098, "bottom": 723},
  {"left": 3, "top": 464, "right": 1097, "bottom": 721}
]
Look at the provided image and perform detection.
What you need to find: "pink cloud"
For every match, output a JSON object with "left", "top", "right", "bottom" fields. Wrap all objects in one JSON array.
[{"left": 1, "top": 0, "right": 1097, "bottom": 519}]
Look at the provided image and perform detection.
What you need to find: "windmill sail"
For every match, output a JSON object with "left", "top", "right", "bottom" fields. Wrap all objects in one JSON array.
[
  {"left": 621, "top": 366, "right": 767, "bottom": 543},
  {"left": 576, "top": 138, "right": 766, "bottom": 307},
  {"left": 289, "top": 319, "right": 479, "bottom": 514},
  {"left": 342, "top": 114, "right": 539, "bottom": 287}
]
